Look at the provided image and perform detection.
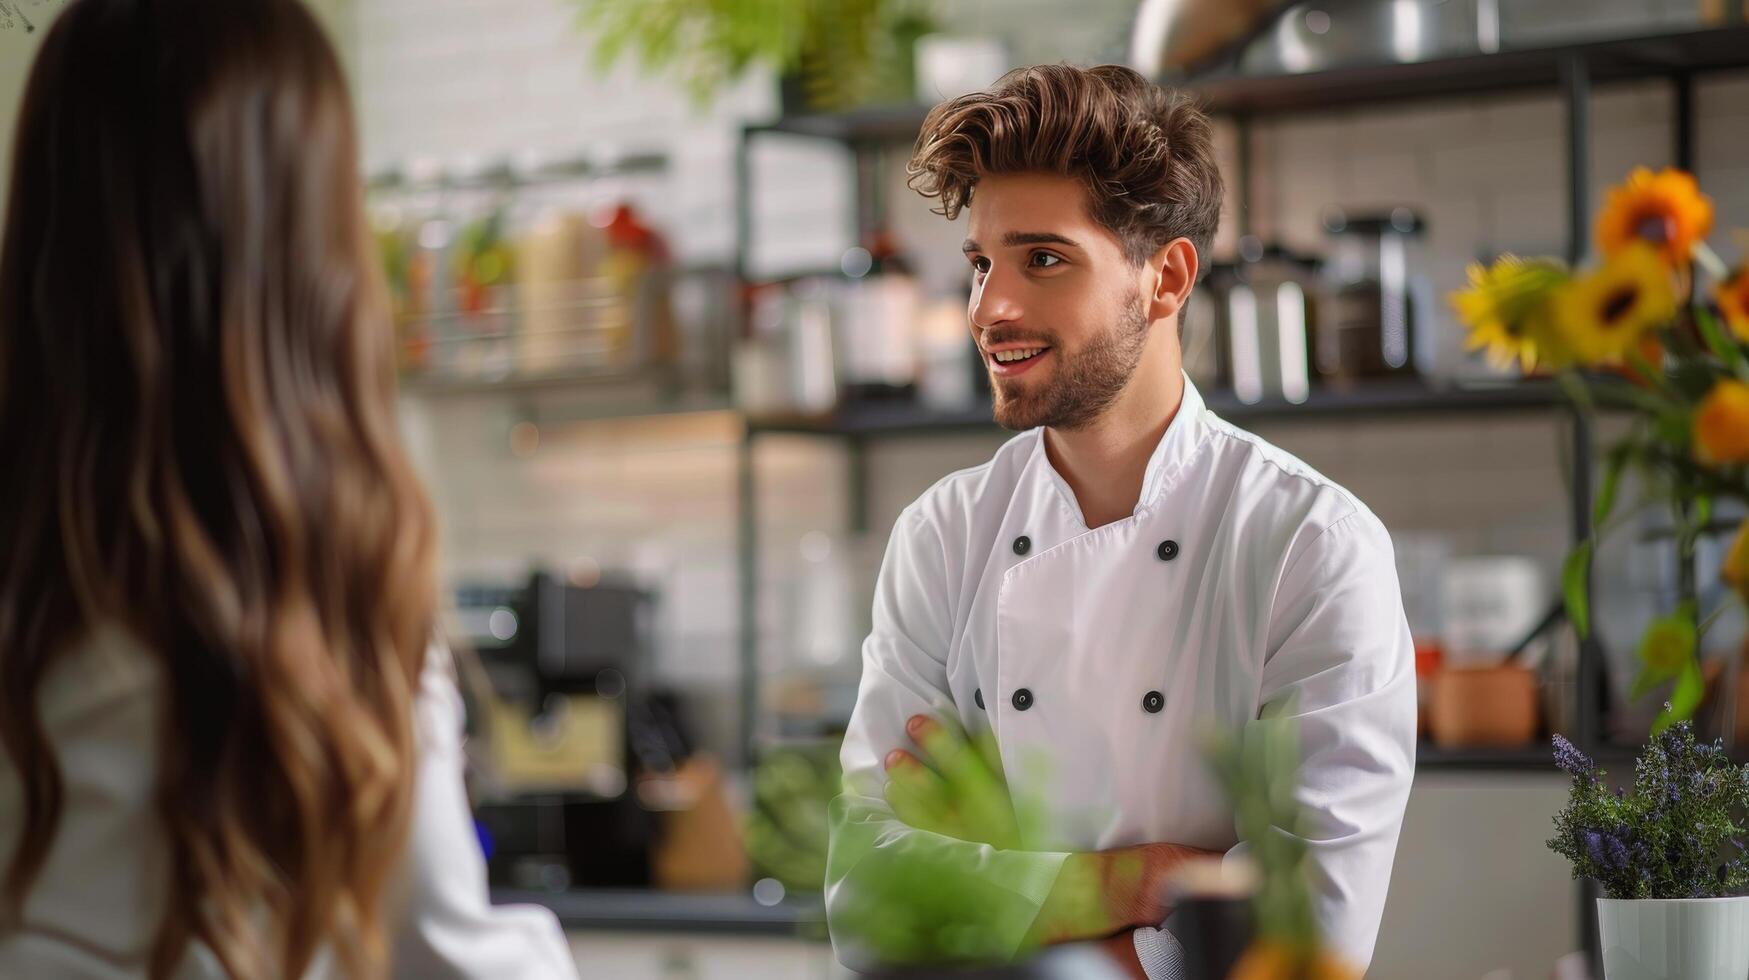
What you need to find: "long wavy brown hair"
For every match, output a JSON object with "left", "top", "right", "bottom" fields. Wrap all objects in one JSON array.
[{"left": 0, "top": 1, "right": 438, "bottom": 977}]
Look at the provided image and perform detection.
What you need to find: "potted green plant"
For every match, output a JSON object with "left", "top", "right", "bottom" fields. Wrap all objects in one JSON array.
[
  {"left": 1549, "top": 723, "right": 1749, "bottom": 978},
  {"left": 572, "top": 0, "right": 936, "bottom": 112}
]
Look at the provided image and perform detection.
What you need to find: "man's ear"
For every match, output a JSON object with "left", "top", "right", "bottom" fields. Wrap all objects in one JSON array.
[{"left": 1144, "top": 237, "right": 1198, "bottom": 322}]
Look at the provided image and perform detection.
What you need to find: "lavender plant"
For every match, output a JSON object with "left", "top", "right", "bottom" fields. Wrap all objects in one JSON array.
[{"left": 1549, "top": 720, "right": 1749, "bottom": 899}]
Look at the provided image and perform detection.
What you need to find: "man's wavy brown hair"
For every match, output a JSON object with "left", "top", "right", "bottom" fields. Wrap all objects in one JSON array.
[
  {"left": 908, "top": 64, "right": 1224, "bottom": 271},
  {"left": 0, "top": 0, "right": 437, "bottom": 977}
]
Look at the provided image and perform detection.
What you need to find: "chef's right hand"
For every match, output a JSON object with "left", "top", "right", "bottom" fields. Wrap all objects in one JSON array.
[{"left": 881, "top": 714, "right": 1022, "bottom": 849}]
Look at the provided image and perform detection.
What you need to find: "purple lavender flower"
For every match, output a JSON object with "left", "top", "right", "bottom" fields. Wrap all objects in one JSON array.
[
  {"left": 1584, "top": 830, "right": 1606, "bottom": 867},
  {"left": 1554, "top": 734, "right": 1596, "bottom": 781},
  {"left": 1603, "top": 834, "right": 1631, "bottom": 871}
]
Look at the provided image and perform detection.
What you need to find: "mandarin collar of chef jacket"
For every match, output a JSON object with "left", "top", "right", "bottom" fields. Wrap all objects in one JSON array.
[{"left": 827, "top": 372, "right": 1418, "bottom": 977}]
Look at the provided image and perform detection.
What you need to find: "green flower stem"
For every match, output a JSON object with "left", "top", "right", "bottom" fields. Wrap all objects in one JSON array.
[{"left": 1698, "top": 599, "right": 1731, "bottom": 640}]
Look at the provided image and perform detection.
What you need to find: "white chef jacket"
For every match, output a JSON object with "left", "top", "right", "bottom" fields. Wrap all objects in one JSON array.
[
  {"left": 827, "top": 373, "right": 1417, "bottom": 977},
  {"left": 0, "top": 624, "right": 580, "bottom": 979}
]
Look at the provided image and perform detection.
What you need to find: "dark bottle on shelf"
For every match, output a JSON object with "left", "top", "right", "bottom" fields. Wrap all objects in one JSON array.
[{"left": 836, "top": 227, "right": 921, "bottom": 404}]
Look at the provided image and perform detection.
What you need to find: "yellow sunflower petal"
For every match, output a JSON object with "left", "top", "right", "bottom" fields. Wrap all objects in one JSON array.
[
  {"left": 1448, "top": 255, "right": 1572, "bottom": 373},
  {"left": 1552, "top": 243, "right": 1677, "bottom": 366}
]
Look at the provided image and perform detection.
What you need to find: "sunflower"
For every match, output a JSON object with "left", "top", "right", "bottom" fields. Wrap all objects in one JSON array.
[
  {"left": 1694, "top": 378, "right": 1749, "bottom": 465},
  {"left": 1449, "top": 255, "right": 1572, "bottom": 372},
  {"left": 1595, "top": 167, "right": 1714, "bottom": 266},
  {"left": 1725, "top": 519, "right": 1749, "bottom": 603},
  {"left": 1717, "top": 265, "right": 1749, "bottom": 343},
  {"left": 1551, "top": 243, "right": 1679, "bottom": 366}
]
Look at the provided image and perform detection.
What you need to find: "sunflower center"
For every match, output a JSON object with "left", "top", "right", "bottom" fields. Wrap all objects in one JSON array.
[
  {"left": 1634, "top": 211, "right": 1676, "bottom": 245},
  {"left": 1600, "top": 286, "right": 1639, "bottom": 328}
]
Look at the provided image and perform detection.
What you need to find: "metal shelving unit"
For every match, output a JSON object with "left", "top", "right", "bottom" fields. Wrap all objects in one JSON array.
[
  {"left": 729, "top": 20, "right": 1749, "bottom": 970},
  {"left": 731, "top": 19, "right": 1749, "bottom": 780}
]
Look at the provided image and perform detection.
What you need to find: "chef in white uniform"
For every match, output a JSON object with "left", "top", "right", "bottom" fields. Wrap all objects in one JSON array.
[{"left": 825, "top": 64, "right": 1417, "bottom": 978}]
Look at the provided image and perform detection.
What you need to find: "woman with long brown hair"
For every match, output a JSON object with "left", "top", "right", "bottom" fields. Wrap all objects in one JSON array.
[{"left": 0, "top": 0, "right": 581, "bottom": 976}]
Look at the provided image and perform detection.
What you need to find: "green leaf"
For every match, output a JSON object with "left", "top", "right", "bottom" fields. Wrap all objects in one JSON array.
[
  {"left": 1628, "top": 348, "right": 1680, "bottom": 401},
  {"left": 1696, "top": 305, "right": 1747, "bottom": 374},
  {"left": 1654, "top": 410, "right": 1693, "bottom": 448},
  {"left": 1636, "top": 606, "right": 1698, "bottom": 681},
  {"left": 1590, "top": 375, "right": 1686, "bottom": 417},
  {"left": 1563, "top": 541, "right": 1594, "bottom": 639},
  {"left": 1653, "top": 660, "right": 1706, "bottom": 734},
  {"left": 1594, "top": 445, "right": 1631, "bottom": 530}
]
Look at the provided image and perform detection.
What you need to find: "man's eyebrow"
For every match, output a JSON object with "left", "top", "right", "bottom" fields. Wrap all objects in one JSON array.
[
  {"left": 962, "top": 232, "right": 1083, "bottom": 253},
  {"left": 1003, "top": 231, "right": 1081, "bottom": 249}
]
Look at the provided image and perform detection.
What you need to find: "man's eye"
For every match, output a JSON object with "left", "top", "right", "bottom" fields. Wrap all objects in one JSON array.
[
  {"left": 1030, "top": 252, "right": 1062, "bottom": 269},
  {"left": 970, "top": 256, "right": 991, "bottom": 274}
]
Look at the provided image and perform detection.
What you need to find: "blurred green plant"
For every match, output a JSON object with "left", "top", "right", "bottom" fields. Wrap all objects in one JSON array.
[
  {"left": 821, "top": 718, "right": 1118, "bottom": 966},
  {"left": 743, "top": 740, "right": 839, "bottom": 893},
  {"left": 570, "top": 0, "right": 935, "bottom": 110},
  {"left": 1206, "top": 707, "right": 1362, "bottom": 979},
  {"left": 1205, "top": 709, "right": 1316, "bottom": 956}
]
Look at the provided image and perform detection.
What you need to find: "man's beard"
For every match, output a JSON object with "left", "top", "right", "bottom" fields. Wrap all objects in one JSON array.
[{"left": 990, "top": 299, "right": 1150, "bottom": 432}]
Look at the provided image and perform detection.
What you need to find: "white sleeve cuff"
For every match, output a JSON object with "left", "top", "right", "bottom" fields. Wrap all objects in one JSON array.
[{"left": 1133, "top": 925, "right": 1186, "bottom": 980}]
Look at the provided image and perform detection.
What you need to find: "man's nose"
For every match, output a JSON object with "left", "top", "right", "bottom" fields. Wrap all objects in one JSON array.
[{"left": 969, "top": 267, "right": 1023, "bottom": 331}]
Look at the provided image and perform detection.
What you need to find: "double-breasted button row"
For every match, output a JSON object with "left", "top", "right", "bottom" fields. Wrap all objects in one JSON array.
[
  {"left": 971, "top": 687, "right": 1035, "bottom": 711},
  {"left": 971, "top": 687, "right": 1166, "bottom": 714},
  {"left": 1011, "top": 534, "right": 1180, "bottom": 561}
]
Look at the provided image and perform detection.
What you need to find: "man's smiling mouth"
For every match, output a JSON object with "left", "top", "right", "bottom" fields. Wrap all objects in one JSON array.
[{"left": 987, "top": 346, "right": 1052, "bottom": 376}]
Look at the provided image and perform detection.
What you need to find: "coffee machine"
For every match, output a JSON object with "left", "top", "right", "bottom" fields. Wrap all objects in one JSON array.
[{"left": 452, "top": 570, "right": 690, "bottom": 891}]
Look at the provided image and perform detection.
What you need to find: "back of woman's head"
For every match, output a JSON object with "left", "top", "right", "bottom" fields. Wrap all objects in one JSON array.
[{"left": 0, "top": 1, "right": 438, "bottom": 976}]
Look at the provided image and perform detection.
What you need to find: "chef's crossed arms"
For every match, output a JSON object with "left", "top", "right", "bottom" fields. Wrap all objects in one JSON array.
[{"left": 878, "top": 711, "right": 1215, "bottom": 973}]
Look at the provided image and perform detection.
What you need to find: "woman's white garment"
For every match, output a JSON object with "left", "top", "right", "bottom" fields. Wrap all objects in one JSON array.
[
  {"left": 0, "top": 625, "right": 580, "bottom": 979},
  {"left": 828, "top": 374, "right": 1418, "bottom": 977}
]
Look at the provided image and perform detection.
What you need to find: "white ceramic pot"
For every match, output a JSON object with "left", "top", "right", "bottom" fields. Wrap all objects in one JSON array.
[{"left": 1598, "top": 895, "right": 1749, "bottom": 980}]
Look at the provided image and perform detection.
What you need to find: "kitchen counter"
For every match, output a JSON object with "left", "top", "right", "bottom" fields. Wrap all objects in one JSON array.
[{"left": 491, "top": 887, "right": 826, "bottom": 936}]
